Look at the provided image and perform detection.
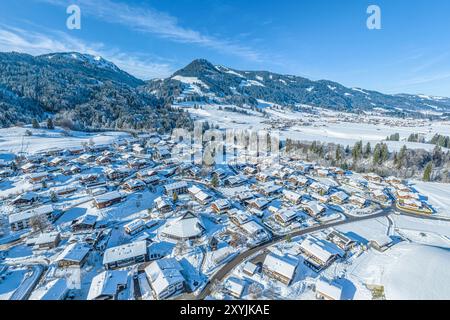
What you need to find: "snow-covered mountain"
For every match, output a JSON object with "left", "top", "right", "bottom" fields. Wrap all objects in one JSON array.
[
  {"left": 0, "top": 52, "right": 191, "bottom": 130},
  {"left": 1, "top": 52, "right": 449, "bottom": 130},
  {"left": 146, "top": 58, "right": 450, "bottom": 115}
]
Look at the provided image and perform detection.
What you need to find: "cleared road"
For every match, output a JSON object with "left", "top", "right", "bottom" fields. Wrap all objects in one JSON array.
[{"left": 195, "top": 208, "right": 392, "bottom": 300}]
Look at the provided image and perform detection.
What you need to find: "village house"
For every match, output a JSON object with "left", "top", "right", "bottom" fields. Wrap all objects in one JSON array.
[
  {"left": 239, "top": 220, "right": 271, "bottom": 244},
  {"left": 302, "top": 200, "right": 326, "bottom": 217},
  {"left": 211, "top": 199, "right": 231, "bottom": 214},
  {"left": 315, "top": 279, "right": 343, "bottom": 300},
  {"left": 372, "top": 189, "right": 390, "bottom": 203},
  {"left": 127, "top": 158, "right": 149, "bottom": 170},
  {"left": 145, "top": 258, "right": 185, "bottom": 300},
  {"left": 136, "top": 168, "right": 157, "bottom": 179},
  {"left": 10, "top": 192, "right": 39, "bottom": 207},
  {"left": 326, "top": 230, "right": 355, "bottom": 251},
  {"left": 262, "top": 253, "right": 298, "bottom": 286},
  {"left": 330, "top": 191, "right": 349, "bottom": 204},
  {"left": 60, "top": 165, "right": 81, "bottom": 176},
  {"left": 36, "top": 278, "right": 70, "bottom": 301},
  {"left": 309, "top": 182, "right": 330, "bottom": 196},
  {"left": 89, "top": 144, "right": 110, "bottom": 153},
  {"left": 87, "top": 270, "right": 129, "bottom": 300},
  {"left": 243, "top": 166, "right": 257, "bottom": 175},
  {"left": 28, "top": 171, "right": 50, "bottom": 184},
  {"left": 282, "top": 189, "right": 302, "bottom": 205},
  {"left": 154, "top": 147, "right": 171, "bottom": 160},
  {"left": 56, "top": 186, "right": 78, "bottom": 196},
  {"left": 160, "top": 211, "right": 205, "bottom": 241},
  {"left": 224, "top": 277, "right": 246, "bottom": 299},
  {"left": 79, "top": 173, "right": 100, "bottom": 185},
  {"left": 256, "top": 172, "right": 270, "bottom": 182},
  {"left": 274, "top": 209, "right": 298, "bottom": 227},
  {"left": 246, "top": 197, "right": 271, "bottom": 211},
  {"left": 66, "top": 146, "right": 85, "bottom": 155},
  {"left": 48, "top": 157, "right": 65, "bottom": 167},
  {"left": 9, "top": 204, "right": 55, "bottom": 231},
  {"left": 154, "top": 196, "right": 174, "bottom": 214},
  {"left": 316, "top": 168, "right": 329, "bottom": 177},
  {"left": 55, "top": 243, "right": 91, "bottom": 268},
  {"left": 21, "top": 162, "right": 37, "bottom": 173},
  {"left": 76, "top": 153, "right": 96, "bottom": 164},
  {"left": 103, "top": 241, "right": 149, "bottom": 270},
  {"left": 164, "top": 181, "right": 188, "bottom": 196},
  {"left": 385, "top": 176, "right": 402, "bottom": 185},
  {"left": 258, "top": 183, "right": 283, "bottom": 197},
  {"left": 299, "top": 235, "right": 344, "bottom": 271},
  {"left": 94, "top": 191, "right": 125, "bottom": 209},
  {"left": 95, "top": 155, "right": 112, "bottom": 165},
  {"left": 188, "top": 185, "right": 213, "bottom": 205},
  {"left": 349, "top": 195, "right": 369, "bottom": 208},
  {"left": 105, "top": 167, "right": 133, "bottom": 181},
  {"left": 34, "top": 231, "right": 61, "bottom": 250},
  {"left": 288, "top": 174, "right": 310, "bottom": 187},
  {"left": 364, "top": 173, "right": 383, "bottom": 183},
  {"left": 124, "top": 219, "right": 146, "bottom": 235},
  {"left": 229, "top": 209, "right": 252, "bottom": 227},
  {"left": 242, "top": 261, "right": 259, "bottom": 277},
  {"left": 71, "top": 214, "right": 97, "bottom": 232},
  {"left": 224, "top": 175, "right": 248, "bottom": 187},
  {"left": 123, "top": 179, "right": 146, "bottom": 192},
  {"left": 132, "top": 144, "right": 146, "bottom": 155}
]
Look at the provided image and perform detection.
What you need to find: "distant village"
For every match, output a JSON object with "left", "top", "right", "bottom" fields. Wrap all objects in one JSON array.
[{"left": 0, "top": 129, "right": 435, "bottom": 300}]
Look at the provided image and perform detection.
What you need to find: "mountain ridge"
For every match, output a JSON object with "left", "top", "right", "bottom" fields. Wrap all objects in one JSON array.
[{"left": 147, "top": 58, "right": 450, "bottom": 114}]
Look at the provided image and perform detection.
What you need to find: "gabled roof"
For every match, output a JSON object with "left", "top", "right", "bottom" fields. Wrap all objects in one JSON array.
[
  {"left": 103, "top": 241, "right": 148, "bottom": 265},
  {"left": 263, "top": 253, "right": 298, "bottom": 281},
  {"left": 87, "top": 270, "right": 129, "bottom": 300}
]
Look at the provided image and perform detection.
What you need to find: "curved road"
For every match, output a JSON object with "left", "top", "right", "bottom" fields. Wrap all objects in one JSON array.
[{"left": 195, "top": 207, "right": 392, "bottom": 300}]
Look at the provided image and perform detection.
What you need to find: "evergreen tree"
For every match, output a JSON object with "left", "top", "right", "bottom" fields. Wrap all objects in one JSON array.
[
  {"left": 423, "top": 162, "right": 433, "bottom": 182},
  {"left": 32, "top": 119, "right": 40, "bottom": 129},
  {"left": 47, "top": 118, "right": 54, "bottom": 130},
  {"left": 364, "top": 142, "right": 372, "bottom": 158},
  {"left": 211, "top": 174, "right": 219, "bottom": 188}
]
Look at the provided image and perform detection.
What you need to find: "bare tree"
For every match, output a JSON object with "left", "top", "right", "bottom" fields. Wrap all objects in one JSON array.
[
  {"left": 248, "top": 282, "right": 263, "bottom": 300},
  {"left": 29, "top": 214, "right": 49, "bottom": 233}
]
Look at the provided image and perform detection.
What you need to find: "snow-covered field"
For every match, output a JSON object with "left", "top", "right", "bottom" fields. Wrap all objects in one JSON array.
[
  {"left": 0, "top": 127, "right": 130, "bottom": 154},
  {"left": 345, "top": 242, "right": 450, "bottom": 300},
  {"left": 177, "top": 102, "right": 450, "bottom": 152},
  {"left": 409, "top": 180, "right": 450, "bottom": 218}
]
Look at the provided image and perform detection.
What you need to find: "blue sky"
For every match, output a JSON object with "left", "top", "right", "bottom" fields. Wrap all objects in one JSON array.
[{"left": 1, "top": 0, "right": 450, "bottom": 96}]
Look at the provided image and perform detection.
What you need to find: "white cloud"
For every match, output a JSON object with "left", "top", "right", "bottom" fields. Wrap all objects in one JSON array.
[
  {"left": 39, "top": 0, "right": 264, "bottom": 62},
  {"left": 0, "top": 24, "right": 173, "bottom": 79}
]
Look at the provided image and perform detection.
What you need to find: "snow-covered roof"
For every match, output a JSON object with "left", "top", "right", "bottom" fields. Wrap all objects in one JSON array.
[
  {"left": 94, "top": 191, "right": 123, "bottom": 204},
  {"left": 87, "top": 270, "right": 129, "bottom": 300},
  {"left": 299, "top": 235, "right": 343, "bottom": 264},
  {"left": 316, "top": 279, "right": 343, "bottom": 300},
  {"left": 302, "top": 200, "right": 325, "bottom": 215},
  {"left": 331, "top": 191, "right": 349, "bottom": 201},
  {"left": 56, "top": 243, "right": 90, "bottom": 263},
  {"left": 240, "top": 220, "right": 265, "bottom": 236},
  {"left": 225, "top": 277, "right": 245, "bottom": 298},
  {"left": 103, "top": 241, "right": 148, "bottom": 265},
  {"left": 9, "top": 204, "right": 54, "bottom": 224},
  {"left": 35, "top": 231, "right": 60, "bottom": 245},
  {"left": 283, "top": 190, "right": 302, "bottom": 202},
  {"left": 160, "top": 212, "right": 204, "bottom": 239},
  {"left": 164, "top": 181, "right": 188, "bottom": 192},
  {"left": 263, "top": 253, "right": 298, "bottom": 281},
  {"left": 35, "top": 278, "right": 69, "bottom": 301},
  {"left": 145, "top": 258, "right": 184, "bottom": 298}
]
